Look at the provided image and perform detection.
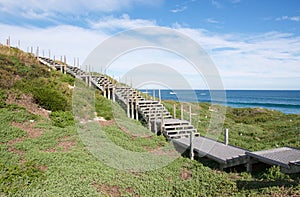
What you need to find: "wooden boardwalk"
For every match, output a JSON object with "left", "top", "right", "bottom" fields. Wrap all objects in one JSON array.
[
  {"left": 174, "top": 136, "right": 248, "bottom": 169},
  {"left": 246, "top": 147, "right": 300, "bottom": 174},
  {"left": 38, "top": 56, "right": 300, "bottom": 173}
]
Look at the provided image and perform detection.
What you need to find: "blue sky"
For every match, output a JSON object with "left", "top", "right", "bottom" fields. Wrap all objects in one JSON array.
[{"left": 0, "top": 0, "right": 299, "bottom": 89}]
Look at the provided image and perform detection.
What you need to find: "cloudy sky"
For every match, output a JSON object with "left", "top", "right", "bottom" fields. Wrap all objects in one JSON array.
[{"left": 0, "top": 0, "right": 299, "bottom": 90}]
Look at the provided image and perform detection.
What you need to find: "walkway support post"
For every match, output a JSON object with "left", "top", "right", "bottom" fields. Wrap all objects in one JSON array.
[
  {"left": 127, "top": 91, "right": 130, "bottom": 118},
  {"left": 135, "top": 97, "right": 139, "bottom": 121},
  {"left": 108, "top": 88, "right": 111, "bottom": 100},
  {"left": 148, "top": 109, "right": 151, "bottom": 131},
  {"left": 112, "top": 86, "right": 115, "bottom": 102},
  {"left": 103, "top": 85, "right": 107, "bottom": 98},
  {"left": 154, "top": 111, "right": 157, "bottom": 134},
  {"left": 131, "top": 92, "right": 134, "bottom": 119},
  {"left": 160, "top": 110, "right": 164, "bottom": 134}
]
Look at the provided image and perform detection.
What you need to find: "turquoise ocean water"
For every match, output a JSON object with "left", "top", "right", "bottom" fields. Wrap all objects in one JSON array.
[{"left": 140, "top": 90, "right": 300, "bottom": 114}]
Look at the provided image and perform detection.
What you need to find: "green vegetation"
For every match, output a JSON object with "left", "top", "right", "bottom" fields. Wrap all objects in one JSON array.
[
  {"left": 50, "top": 111, "right": 75, "bottom": 128},
  {"left": 95, "top": 92, "right": 114, "bottom": 120},
  {"left": 0, "top": 45, "right": 299, "bottom": 196},
  {"left": 162, "top": 100, "right": 300, "bottom": 151}
]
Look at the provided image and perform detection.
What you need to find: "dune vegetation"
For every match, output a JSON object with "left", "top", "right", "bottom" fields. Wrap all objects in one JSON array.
[{"left": 0, "top": 45, "right": 299, "bottom": 196}]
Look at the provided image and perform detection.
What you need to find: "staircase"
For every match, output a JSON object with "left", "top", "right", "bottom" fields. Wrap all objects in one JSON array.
[{"left": 38, "top": 57, "right": 200, "bottom": 140}]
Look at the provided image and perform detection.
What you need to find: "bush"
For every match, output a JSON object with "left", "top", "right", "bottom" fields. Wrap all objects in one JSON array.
[
  {"left": 262, "top": 166, "right": 289, "bottom": 181},
  {"left": 31, "top": 86, "right": 68, "bottom": 111},
  {"left": 0, "top": 161, "right": 43, "bottom": 195},
  {"left": 95, "top": 93, "right": 113, "bottom": 120},
  {"left": 15, "top": 77, "right": 71, "bottom": 112},
  {"left": 50, "top": 111, "right": 75, "bottom": 128}
]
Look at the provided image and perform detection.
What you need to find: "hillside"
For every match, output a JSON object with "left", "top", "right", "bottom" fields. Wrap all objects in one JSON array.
[{"left": 0, "top": 45, "right": 299, "bottom": 196}]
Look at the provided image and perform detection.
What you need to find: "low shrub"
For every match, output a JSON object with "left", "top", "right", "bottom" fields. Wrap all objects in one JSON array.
[
  {"left": 262, "top": 166, "right": 289, "bottom": 181},
  {"left": 31, "top": 85, "right": 68, "bottom": 111},
  {"left": 95, "top": 93, "right": 113, "bottom": 120},
  {"left": 50, "top": 110, "right": 75, "bottom": 128},
  {"left": 0, "top": 161, "right": 43, "bottom": 195}
]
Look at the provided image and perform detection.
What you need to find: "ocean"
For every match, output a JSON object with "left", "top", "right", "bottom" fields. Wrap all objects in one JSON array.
[{"left": 140, "top": 90, "right": 300, "bottom": 114}]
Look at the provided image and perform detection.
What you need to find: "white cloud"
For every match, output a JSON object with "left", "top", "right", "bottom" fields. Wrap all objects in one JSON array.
[
  {"left": 170, "top": 6, "right": 187, "bottom": 13},
  {"left": 206, "top": 18, "right": 220, "bottom": 24},
  {"left": 276, "top": 15, "right": 300, "bottom": 22},
  {"left": 0, "top": 23, "right": 108, "bottom": 66},
  {"left": 0, "top": 14, "right": 299, "bottom": 89},
  {"left": 211, "top": 0, "right": 222, "bottom": 8},
  {"left": 88, "top": 14, "right": 156, "bottom": 30},
  {"left": 173, "top": 27, "right": 300, "bottom": 89},
  {"left": 0, "top": 0, "right": 163, "bottom": 21}
]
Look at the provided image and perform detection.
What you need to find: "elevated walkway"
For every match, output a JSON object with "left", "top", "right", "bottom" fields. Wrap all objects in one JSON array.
[
  {"left": 37, "top": 56, "right": 300, "bottom": 174},
  {"left": 246, "top": 147, "right": 300, "bottom": 174},
  {"left": 174, "top": 136, "right": 248, "bottom": 169}
]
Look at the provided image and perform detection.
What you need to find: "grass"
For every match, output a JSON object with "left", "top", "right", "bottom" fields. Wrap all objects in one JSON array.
[
  {"left": 162, "top": 99, "right": 300, "bottom": 151},
  {"left": 0, "top": 45, "right": 299, "bottom": 196}
]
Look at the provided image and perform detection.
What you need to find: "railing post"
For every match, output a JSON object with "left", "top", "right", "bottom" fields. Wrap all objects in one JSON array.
[
  {"left": 189, "top": 105, "right": 192, "bottom": 124},
  {"left": 181, "top": 104, "right": 183, "bottom": 120},
  {"left": 190, "top": 131, "right": 194, "bottom": 160},
  {"left": 36, "top": 46, "right": 39, "bottom": 57},
  {"left": 64, "top": 55, "right": 67, "bottom": 75},
  {"left": 158, "top": 89, "right": 161, "bottom": 103},
  {"left": 224, "top": 128, "right": 229, "bottom": 145},
  {"left": 173, "top": 103, "right": 176, "bottom": 118}
]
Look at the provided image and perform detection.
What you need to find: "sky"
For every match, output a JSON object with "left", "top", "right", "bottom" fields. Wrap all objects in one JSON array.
[{"left": 0, "top": 0, "right": 299, "bottom": 90}]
